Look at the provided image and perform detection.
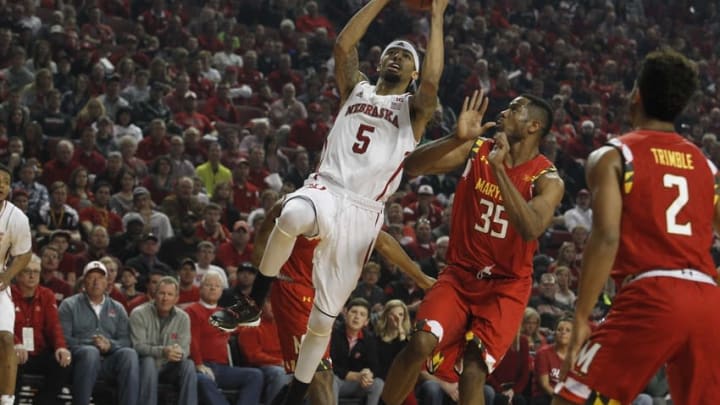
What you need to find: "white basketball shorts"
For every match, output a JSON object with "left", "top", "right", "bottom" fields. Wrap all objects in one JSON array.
[{"left": 0, "top": 285, "right": 14, "bottom": 333}]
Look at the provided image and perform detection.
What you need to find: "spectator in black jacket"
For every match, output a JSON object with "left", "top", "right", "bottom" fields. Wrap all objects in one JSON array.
[{"left": 330, "top": 298, "right": 384, "bottom": 405}]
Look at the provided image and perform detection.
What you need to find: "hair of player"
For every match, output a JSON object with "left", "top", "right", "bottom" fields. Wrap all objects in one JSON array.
[
  {"left": 520, "top": 93, "right": 553, "bottom": 137},
  {"left": 637, "top": 49, "right": 698, "bottom": 122}
]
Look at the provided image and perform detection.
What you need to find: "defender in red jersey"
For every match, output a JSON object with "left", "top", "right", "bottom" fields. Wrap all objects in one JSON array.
[
  {"left": 553, "top": 50, "right": 720, "bottom": 405},
  {"left": 253, "top": 202, "right": 435, "bottom": 405},
  {"left": 382, "top": 90, "right": 565, "bottom": 405}
]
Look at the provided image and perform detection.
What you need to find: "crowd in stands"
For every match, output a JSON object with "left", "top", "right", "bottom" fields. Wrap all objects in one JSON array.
[{"left": 7, "top": 0, "right": 720, "bottom": 403}]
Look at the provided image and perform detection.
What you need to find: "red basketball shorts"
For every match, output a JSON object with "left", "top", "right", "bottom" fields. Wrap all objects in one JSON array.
[
  {"left": 416, "top": 265, "right": 532, "bottom": 373},
  {"left": 270, "top": 280, "right": 331, "bottom": 373},
  {"left": 556, "top": 275, "right": 720, "bottom": 405}
]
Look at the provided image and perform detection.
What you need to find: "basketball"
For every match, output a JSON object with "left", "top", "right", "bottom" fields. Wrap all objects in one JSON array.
[{"left": 404, "top": 0, "right": 431, "bottom": 11}]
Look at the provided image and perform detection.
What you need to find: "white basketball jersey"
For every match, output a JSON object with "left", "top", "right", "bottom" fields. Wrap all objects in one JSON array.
[
  {"left": 314, "top": 81, "right": 417, "bottom": 202},
  {"left": 0, "top": 200, "right": 32, "bottom": 272}
]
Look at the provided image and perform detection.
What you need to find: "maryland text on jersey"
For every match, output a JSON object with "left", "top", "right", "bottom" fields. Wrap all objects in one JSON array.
[{"left": 344, "top": 102, "right": 400, "bottom": 128}]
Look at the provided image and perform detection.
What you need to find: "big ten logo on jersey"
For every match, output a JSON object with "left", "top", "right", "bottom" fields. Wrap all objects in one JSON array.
[{"left": 575, "top": 341, "right": 601, "bottom": 375}]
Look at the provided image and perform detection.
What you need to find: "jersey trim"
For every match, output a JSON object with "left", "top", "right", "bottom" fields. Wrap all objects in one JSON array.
[
  {"left": 606, "top": 140, "right": 634, "bottom": 194},
  {"left": 374, "top": 156, "right": 407, "bottom": 201}
]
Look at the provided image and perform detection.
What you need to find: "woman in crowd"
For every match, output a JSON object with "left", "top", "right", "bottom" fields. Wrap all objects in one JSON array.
[
  {"left": 521, "top": 307, "right": 547, "bottom": 354},
  {"left": 532, "top": 317, "right": 572, "bottom": 405},
  {"left": 66, "top": 166, "right": 93, "bottom": 210}
]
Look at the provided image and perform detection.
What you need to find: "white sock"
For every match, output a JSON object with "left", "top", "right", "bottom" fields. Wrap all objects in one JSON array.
[
  {"left": 1, "top": 395, "right": 15, "bottom": 405},
  {"left": 294, "top": 307, "right": 335, "bottom": 383}
]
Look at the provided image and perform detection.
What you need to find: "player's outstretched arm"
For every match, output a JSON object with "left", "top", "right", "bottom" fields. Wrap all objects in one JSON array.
[
  {"left": 561, "top": 146, "right": 622, "bottom": 381},
  {"left": 375, "top": 231, "right": 435, "bottom": 290},
  {"left": 335, "top": 0, "right": 391, "bottom": 103},
  {"left": 410, "top": 0, "right": 448, "bottom": 141},
  {"left": 251, "top": 201, "right": 283, "bottom": 267},
  {"left": 405, "top": 90, "right": 496, "bottom": 176}
]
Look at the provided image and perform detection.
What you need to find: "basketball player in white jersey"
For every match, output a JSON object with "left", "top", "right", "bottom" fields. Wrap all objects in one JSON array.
[
  {"left": 0, "top": 164, "right": 33, "bottom": 405},
  {"left": 210, "top": 0, "right": 448, "bottom": 402}
]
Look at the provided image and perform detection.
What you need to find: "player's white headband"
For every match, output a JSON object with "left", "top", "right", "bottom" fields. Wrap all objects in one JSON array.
[{"left": 381, "top": 40, "right": 420, "bottom": 73}]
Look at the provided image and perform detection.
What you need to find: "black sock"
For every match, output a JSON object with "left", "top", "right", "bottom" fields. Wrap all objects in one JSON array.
[
  {"left": 284, "top": 377, "right": 310, "bottom": 404},
  {"left": 249, "top": 273, "right": 274, "bottom": 307}
]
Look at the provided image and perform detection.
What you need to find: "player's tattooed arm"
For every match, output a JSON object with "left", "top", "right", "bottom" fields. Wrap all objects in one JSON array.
[
  {"left": 375, "top": 231, "right": 435, "bottom": 290},
  {"left": 334, "top": 0, "right": 391, "bottom": 102}
]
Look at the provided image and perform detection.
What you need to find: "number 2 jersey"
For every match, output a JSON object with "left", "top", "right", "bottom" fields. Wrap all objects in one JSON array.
[
  {"left": 608, "top": 130, "right": 718, "bottom": 283},
  {"left": 314, "top": 81, "right": 417, "bottom": 203},
  {"left": 447, "top": 138, "right": 556, "bottom": 278}
]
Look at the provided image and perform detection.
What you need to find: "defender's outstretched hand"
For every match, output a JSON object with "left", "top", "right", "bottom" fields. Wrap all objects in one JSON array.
[{"left": 456, "top": 89, "right": 496, "bottom": 141}]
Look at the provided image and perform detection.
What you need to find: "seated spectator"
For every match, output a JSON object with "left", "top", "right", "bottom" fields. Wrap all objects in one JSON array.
[
  {"left": 38, "top": 245, "right": 73, "bottom": 305},
  {"left": 330, "top": 298, "right": 384, "bottom": 405},
  {"left": 384, "top": 273, "right": 424, "bottom": 314},
  {"left": 405, "top": 218, "right": 437, "bottom": 261},
  {"left": 129, "top": 276, "right": 197, "bottom": 405},
  {"left": 158, "top": 212, "right": 200, "bottom": 269},
  {"left": 142, "top": 156, "right": 175, "bottom": 206},
  {"left": 72, "top": 126, "right": 107, "bottom": 175},
  {"left": 47, "top": 229, "right": 81, "bottom": 285},
  {"left": 284, "top": 148, "right": 312, "bottom": 190},
  {"left": 236, "top": 301, "right": 291, "bottom": 404},
  {"left": 133, "top": 82, "right": 172, "bottom": 129},
  {"left": 210, "top": 181, "right": 241, "bottom": 230},
  {"left": 109, "top": 168, "right": 137, "bottom": 217},
  {"left": 521, "top": 307, "right": 547, "bottom": 354},
  {"left": 124, "top": 186, "right": 174, "bottom": 243},
  {"left": 548, "top": 242, "right": 579, "bottom": 290},
  {"left": 232, "top": 159, "right": 261, "bottom": 218},
  {"left": 194, "top": 241, "right": 229, "bottom": 288},
  {"left": 117, "top": 135, "right": 149, "bottom": 179},
  {"left": 167, "top": 135, "right": 197, "bottom": 183},
  {"left": 58, "top": 261, "right": 139, "bottom": 405},
  {"left": 36, "top": 181, "right": 81, "bottom": 242},
  {"left": 374, "top": 300, "right": 411, "bottom": 381},
  {"left": 418, "top": 236, "right": 448, "bottom": 279},
  {"left": 384, "top": 202, "right": 415, "bottom": 245},
  {"left": 125, "top": 234, "right": 174, "bottom": 290},
  {"left": 98, "top": 256, "right": 128, "bottom": 310},
  {"left": 404, "top": 185, "right": 443, "bottom": 229},
  {"left": 12, "top": 160, "right": 49, "bottom": 213},
  {"left": 127, "top": 270, "right": 165, "bottom": 313},
  {"left": 174, "top": 91, "right": 213, "bottom": 135},
  {"left": 119, "top": 266, "right": 141, "bottom": 302},
  {"left": 529, "top": 273, "right": 572, "bottom": 329},
  {"left": 532, "top": 317, "right": 573, "bottom": 405},
  {"left": 186, "top": 272, "right": 264, "bottom": 405},
  {"left": 114, "top": 106, "right": 143, "bottom": 143},
  {"left": 196, "top": 141, "right": 233, "bottom": 198},
  {"left": 269, "top": 82, "right": 307, "bottom": 127},
  {"left": 79, "top": 181, "right": 124, "bottom": 237},
  {"left": 108, "top": 212, "right": 145, "bottom": 261},
  {"left": 287, "top": 101, "right": 329, "bottom": 159},
  {"left": 177, "top": 258, "right": 199, "bottom": 308},
  {"left": 351, "top": 261, "right": 386, "bottom": 313},
  {"left": 487, "top": 330, "right": 530, "bottom": 405},
  {"left": 553, "top": 266, "right": 576, "bottom": 307},
  {"left": 161, "top": 176, "right": 206, "bottom": 231},
  {"left": 12, "top": 255, "right": 72, "bottom": 405},
  {"left": 137, "top": 119, "right": 171, "bottom": 163},
  {"left": 562, "top": 188, "right": 592, "bottom": 232},
  {"left": 40, "top": 140, "right": 79, "bottom": 187},
  {"left": 65, "top": 166, "right": 93, "bottom": 210},
  {"left": 216, "top": 221, "right": 253, "bottom": 282}
]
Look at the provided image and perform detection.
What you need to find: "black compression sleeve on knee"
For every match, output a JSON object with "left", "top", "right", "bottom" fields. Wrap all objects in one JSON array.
[{"left": 250, "top": 273, "right": 274, "bottom": 306}]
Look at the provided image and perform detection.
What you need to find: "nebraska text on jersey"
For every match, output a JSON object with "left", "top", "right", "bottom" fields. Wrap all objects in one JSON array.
[{"left": 345, "top": 103, "right": 399, "bottom": 128}]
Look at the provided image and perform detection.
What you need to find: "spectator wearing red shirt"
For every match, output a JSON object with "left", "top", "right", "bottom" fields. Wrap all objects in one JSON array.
[
  {"left": 38, "top": 245, "right": 73, "bottom": 305},
  {"left": 203, "top": 82, "right": 242, "bottom": 132},
  {"left": 164, "top": 74, "right": 191, "bottom": 114},
  {"left": 197, "top": 20, "right": 223, "bottom": 53},
  {"left": 177, "top": 258, "right": 199, "bottom": 308},
  {"left": 215, "top": 220, "right": 253, "bottom": 284},
  {"left": 532, "top": 318, "right": 572, "bottom": 405},
  {"left": 236, "top": 50, "right": 264, "bottom": 92},
  {"left": 564, "top": 120, "right": 605, "bottom": 162},
  {"left": 487, "top": 333, "right": 531, "bottom": 405},
  {"left": 138, "top": 0, "right": 171, "bottom": 36},
  {"left": 405, "top": 218, "right": 436, "bottom": 262},
  {"left": 136, "top": 119, "right": 171, "bottom": 163},
  {"left": 246, "top": 145, "right": 270, "bottom": 190},
  {"left": 267, "top": 54, "right": 304, "bottom": 95},
  {"left": 73, "top": 126, "right": 108, "bottom": 175},
  {"left": 295, "top": 1, "right": 336, "bottom": 39},
  {"left": 173, "top": 91, "right": 214, "bottom": 135},
  {"left": 269, "top": 82, "right": 308, "bottom": 127},
  {"left": 100, "top": 256, "right": 129, "bottom": 312},
  {"left": 231, "top": 159, "right": 260, "bottom": 217},
  {"left": 41, "top": 140, "right": 80, "bottom": 187},
  {"left": 194, "top": 203, "right": 232, "bottom": 248},
  {"left": 79, "top": 181, "right": 123, "bottom": 236},
  {"left": 288, "top": 102, "right": 330, "bottom": 158},
  {"left": 81, "top": 7, "right": 115, "bottom": 46},
  {"left": 47, "top": 230, "right": 82, "bottom": 285},
  {"left": 236, "top": 301, "right": 289, "bottom": 404},
  {"left": 403, "top": 185, "right": 443, "bottom": 229},
  {"left": 11, "top": 257, "right": 72, "bottom": 404},
  {"left": 186, "top": 272, "right": 264, "bottom": 404},
  {"left": 187, "top": 58, "right": 215, "bottom": 100}
]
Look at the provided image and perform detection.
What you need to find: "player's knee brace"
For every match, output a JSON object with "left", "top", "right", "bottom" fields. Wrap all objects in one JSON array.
[{"left": 277, "top": 197, "right": 318, "bottom": 237}]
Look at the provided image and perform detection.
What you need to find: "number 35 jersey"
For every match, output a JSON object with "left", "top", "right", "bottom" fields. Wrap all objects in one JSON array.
[
  {"left": 315, "top": 81, "right": 417, "bottom": 202},
  {"left": 447, "top": 138, "right": 556, "bottom": 279},
  {"left": 608, "top": 130, "right": 718, "bottom": 282}
]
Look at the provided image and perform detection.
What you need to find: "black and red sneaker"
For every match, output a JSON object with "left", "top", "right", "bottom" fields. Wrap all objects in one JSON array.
[{"left": 209, "top": 295, "right": 261, "bottom": 332}]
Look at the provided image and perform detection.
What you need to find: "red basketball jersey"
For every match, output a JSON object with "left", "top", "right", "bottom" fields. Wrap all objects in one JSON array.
[
  {"left": 608, "top": 130, "right": 718, "bottom": 282},
  {"left": 447, "top": 138, "right": 557, "bottom": 278},
  {"left": 279, "top": 236, "right": 319, "bottom": 286}
]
